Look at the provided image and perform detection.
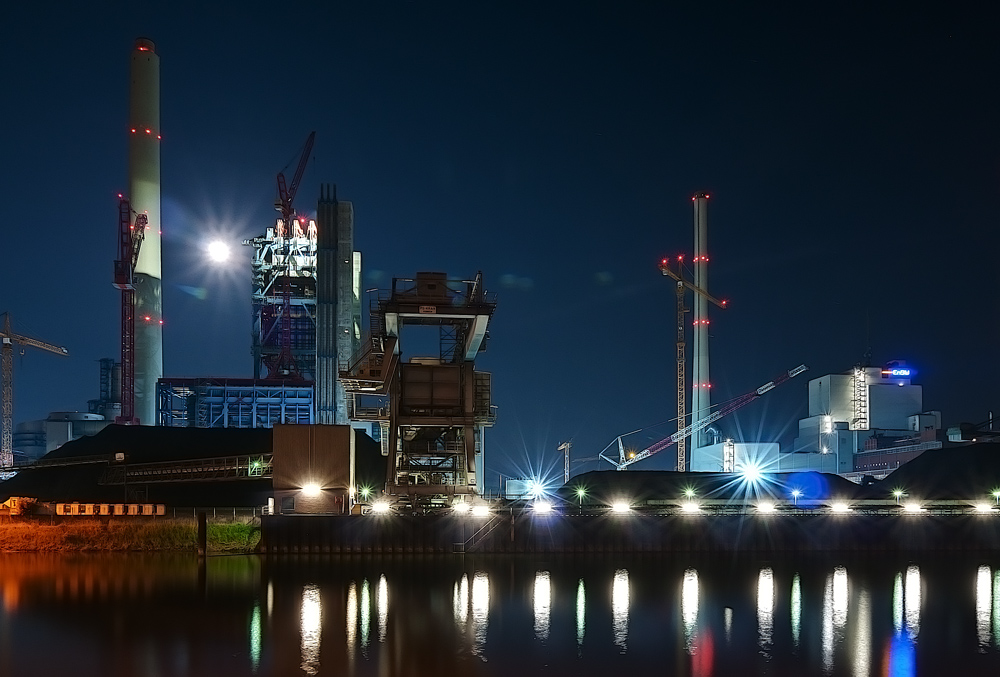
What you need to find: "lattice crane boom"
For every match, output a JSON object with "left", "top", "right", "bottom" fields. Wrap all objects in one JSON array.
[
  {"left": 1, "top": 312, "right": 69, "bottom": 467},
  {"left": 600, "top": 364, "right": 808, "bottom": 470}
]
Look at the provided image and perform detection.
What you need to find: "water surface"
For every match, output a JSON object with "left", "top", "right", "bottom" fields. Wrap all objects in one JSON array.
[{"left": 1, "top": 552, "right": 999, "bottom": 675}]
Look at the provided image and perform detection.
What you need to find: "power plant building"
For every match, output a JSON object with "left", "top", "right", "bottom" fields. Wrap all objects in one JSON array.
[{"left": 779, "top": 363, "right": 942, "bottom": 479}]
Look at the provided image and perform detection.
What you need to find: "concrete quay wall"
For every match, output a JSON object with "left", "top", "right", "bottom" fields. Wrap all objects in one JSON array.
[{"left": 259, "top": 513, "right": 1000, "bottom": 555}]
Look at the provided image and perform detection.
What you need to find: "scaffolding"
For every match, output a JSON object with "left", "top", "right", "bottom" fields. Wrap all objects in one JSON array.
[{"left": 243, "top": 220, "right": 318, "bottom": 380}]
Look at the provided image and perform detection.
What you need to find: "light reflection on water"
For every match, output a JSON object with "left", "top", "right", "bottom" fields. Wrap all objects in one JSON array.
[
  {"left": 904, "top": 565, "right": 921, "bottom": 640},
  {"left": 978, "top": 565, "right": 992, "bottom": 652},
  {"left": 471, "top": 571, "right": 489, "bottom": 658},
  {"left": 757, "top": 567, "right": 773, "bottom": 659},
  {"left": 299, "top": 584, "right": 321, "bottom": 675},
  {"left": 4, "top": 554, "right": 1000, "bottom": 675},
  {"left": 791, "top": 573, "right": 801, "bottom": 649},
  {"left": 376, "top": 574, "right": 388, "bottom": 643},
  {"left": 612, "top": 569, "right": 629, "bottom": 653},
  {"left": 346, "top": 581, "right": 357, "bottom": 662},
  {"left": 533, "top": 571, "right": 551, "bottom": 642},
  {"left": 681, "top": 568, "right": 699, "bottom": 654}
]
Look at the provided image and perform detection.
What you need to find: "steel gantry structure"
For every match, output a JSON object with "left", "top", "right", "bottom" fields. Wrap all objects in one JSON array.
[
  {"left": 659, "top": 256, "right": 727, "bottom": 471},
  {"left": 601, "top": 365, "right": 808, "bottom": 470},
  {"left": 0, "top": 313, "right": 69, "bottom": 467}
]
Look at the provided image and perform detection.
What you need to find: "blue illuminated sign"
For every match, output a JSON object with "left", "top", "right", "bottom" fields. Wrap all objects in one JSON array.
[{"left": 882, "top": 368, "right": 911, "bottom": 377}]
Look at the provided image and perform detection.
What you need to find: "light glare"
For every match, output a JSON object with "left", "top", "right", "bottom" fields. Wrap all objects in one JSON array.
[
  {"left": 611, "top": 502, "right": 631, "bottom": 513},
  {"left": 207, "top": 239, "right": 230, "bottom": 262},
  {"left": 301, "top": 483, "right": 321, "bottom": 497},
  {"left": 371, "top": 501, "right": 392, "bottom": 514}
]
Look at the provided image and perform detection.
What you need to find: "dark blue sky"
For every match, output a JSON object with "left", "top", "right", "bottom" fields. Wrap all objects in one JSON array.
[{"left": 2, "top": 1, "right": 997, "bottom": 483}]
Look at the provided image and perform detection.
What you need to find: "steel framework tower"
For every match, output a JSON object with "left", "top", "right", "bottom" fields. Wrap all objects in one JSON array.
[{"left": 340, "top": 272, "right": 496, "bottom": 506}]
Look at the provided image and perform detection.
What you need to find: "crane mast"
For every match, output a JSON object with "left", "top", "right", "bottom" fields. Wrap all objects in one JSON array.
[
  {"left": 601, "top": 364, "right": 808, "bottom": 470},
  {"left": 270, "top": 131, "right": 315, "bottom": 377},
  {"left": 113, "top": 196, "right": 148, "bottom": 424},
  {"left": 0, "top": 313, "right": 69, "bottom": 467}
]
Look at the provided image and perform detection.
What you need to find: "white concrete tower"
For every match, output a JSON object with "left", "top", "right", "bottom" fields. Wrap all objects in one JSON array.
[
  {"left": 691, "top": 193, "right": 710, "bottom": 454},
  {"left": 129, "top": 38, "right": 162, "bottom": 425}
]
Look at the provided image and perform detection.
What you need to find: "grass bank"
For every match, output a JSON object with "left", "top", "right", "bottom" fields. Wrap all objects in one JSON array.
[{"left": 0, "top": 519, "right": 260, "bottom": 553}]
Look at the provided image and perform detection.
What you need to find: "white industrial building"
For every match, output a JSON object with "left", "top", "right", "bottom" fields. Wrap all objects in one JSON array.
[{"left": 779, "top": 362, "right": 942, "bottom": 479}]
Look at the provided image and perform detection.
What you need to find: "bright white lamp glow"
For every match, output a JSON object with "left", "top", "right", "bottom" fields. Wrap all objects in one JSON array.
[
  {"left": 757, "top": 502, "right": 776, "bottom": 514},
  {"left": 976, "top": 503, "right": 994, "bottom": 513},
  {"left": 904, "top": 503, "right": 924, "bottom": 513},
  {"left": 471, "top": 505, "right": 491, "bottom": 518},
  {"left": 741, "top": 462, "right": 763, "bottom": 484},
  {"left": 301, "top": 483, "right": 321, "bottom": 497},
  {"left": 831, "top": 503, "right": 852, "bottom": 513},
  {"left": 207, "top": 240, "right": 230, "bottom": 262},
  {"left": 682, "top": 502, "right": 701, "bottom": 513},
  {"left": 533, "top": 500, "right": 553, "bottom": 514},
  {"left": 611, "top": 502, "right": 631, "bottom": 514},
  {"left": 371, "top": 501, "right": 392, "bottom": 514},
  {"left": 453, "top": 502, "right": 471, "bottom": 513}
]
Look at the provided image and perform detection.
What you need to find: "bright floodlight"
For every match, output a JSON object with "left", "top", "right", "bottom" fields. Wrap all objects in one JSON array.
[
  {"left": 740, "top": 462, "right": 763, "bottom": 484},
  {"left": 471, "top": 505, "right": 491, "bottom": 518},
  {"left": 904, "top": 503, "right": 923, "bottom": 513},
  {"left": 756, "top": 502, "right": 776, "bottom": 514},
  {"left": 301, "top": 483, "right": 321, "bottom": 497},
  {"left": 611, "top": 502, "right": 631, "bottom": 514},
  {"left": 682, "top": 502, "right": 701, "bottom": 513},
  {"left": 207, "top": 240, "right": 230, "bottom": 263},
  {"left": 533, "top": 500, "right": 553, "bottom": 514},
  {"left": 976, "top": 503, "right": 994, "bottom": 513},
  {"left": 831, "top": 502, "right": 851, "bottom": 513},
  {"left": 371, "top": 501, "right": 392, "bottom": 514},
  {"left": 576, "top": 487, "right": 587, "bottom": 498},
  {"left": 527, "top": 478, "right": 546, "bottom": 499},
  {"left": 453, "top": 502, "right": 471, "bottom": 513},
  {"left": 791, "top": 489, "right": 802, "bottom": 498},
  {"left": 683, "top": 487, "right": 697, "bottom": 499}
]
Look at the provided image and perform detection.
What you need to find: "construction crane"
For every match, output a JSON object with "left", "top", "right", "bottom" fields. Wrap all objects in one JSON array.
[
  {"left": 113, "top": 195, "right": 148, "bottom": 424},
  {"left": 270, "top": 131, "right": 315, "bottom": 377},
  {"left": 0, "top": 313, "right": 69, "bottom": 467},
  {"left": 558, "top": 441, "right": 572, "bottom": 484},
  {"left": 600, "top": 364, "right": 808, "bottom": 470},
  {"left": 659, "top": 256, "right": 728, "bottom": 472}
]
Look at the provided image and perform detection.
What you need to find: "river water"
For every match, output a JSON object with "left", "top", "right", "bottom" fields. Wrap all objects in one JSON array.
[{"left": 1, "top": 552, "right": 1000, "bottom": 676}]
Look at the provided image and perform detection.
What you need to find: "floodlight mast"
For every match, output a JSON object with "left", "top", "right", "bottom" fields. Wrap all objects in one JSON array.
[{"left": 600, "top": 364, "right": 808, "bottom": 470}]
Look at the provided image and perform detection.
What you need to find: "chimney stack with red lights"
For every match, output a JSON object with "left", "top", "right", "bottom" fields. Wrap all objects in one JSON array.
[
  {"left": 129, "top": 38, "right": 162, "bottom": 425},
  {"left": 691, "top": 193, "right": 710, "bottom": 457}
]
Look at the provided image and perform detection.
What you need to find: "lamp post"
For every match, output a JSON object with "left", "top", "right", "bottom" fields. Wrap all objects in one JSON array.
[
  {"left": 576, "top": 487, "right": 586, "bottom": 514},
  {"left": 791, "top": 489, "right": 801, "bottom": 507},
  {"left": 893, "top": 489, "right": 905, "bottom": 505},
  {"left": 992, "top": 490, "right": 1000, "bottom": 506}
]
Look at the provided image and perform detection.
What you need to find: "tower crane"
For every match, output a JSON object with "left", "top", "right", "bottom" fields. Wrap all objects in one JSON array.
[
  {"left": 113, "top": 195, "right": 148, "bottom": 424},
  {"left": 659, "top": 256, "right": 728, "bottom": 472},
  {"left": 0, "top": 313, "right": 69, "bottom": 467},
  {"left": 270, "top": 131, "right": 315, "bottom": 378},
  {"left": 600, "top": 364, "right": 808, "bottom": 470}
]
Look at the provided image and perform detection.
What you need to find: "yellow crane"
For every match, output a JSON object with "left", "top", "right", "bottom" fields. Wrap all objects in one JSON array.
[
  {"left": 659, "top": 257, "right": 727, "bottom": 471},
  {"left": 0, "top": 313, "right": 69, "bottom": 467}
]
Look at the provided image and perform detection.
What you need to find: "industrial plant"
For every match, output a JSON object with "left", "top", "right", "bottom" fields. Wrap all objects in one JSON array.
[{"left": 0, "top": 36, "right": 992, "bottom": 529}]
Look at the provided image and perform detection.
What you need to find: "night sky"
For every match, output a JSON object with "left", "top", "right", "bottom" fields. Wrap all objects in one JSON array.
[{"left": 2, "top": 2, "right": 997, "bottom": 484}]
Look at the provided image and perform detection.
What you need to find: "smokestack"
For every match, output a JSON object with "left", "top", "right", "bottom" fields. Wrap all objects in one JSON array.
[
  {"left": 129, "top": 38, "right": 162, "bottom": 425},
  {"left": 691, "top": 193, "right": 710, "bottom": 455}
]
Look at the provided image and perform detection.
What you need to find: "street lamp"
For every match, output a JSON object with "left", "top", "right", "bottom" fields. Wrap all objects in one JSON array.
[
  {"left": 893, "top": 489, "right": 905, "bottom": 505},
  {"left": 791, "top": 488, "right": 802, "bottom": 506},
  {"left": 576, "top": 487, "right": 586, "bottom": 513},
  {"left": 992, "top": 489, "right": 1000, "bottom": 506}
]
